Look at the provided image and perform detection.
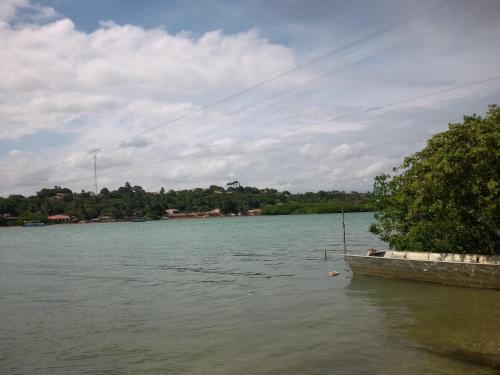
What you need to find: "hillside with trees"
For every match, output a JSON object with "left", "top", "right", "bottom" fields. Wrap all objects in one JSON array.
[
  {"left": 370, "top": 105, "right": 500, "bottom": 255},
  {"left": 0, "top": 184, "right": 371, "bottom": 226}
]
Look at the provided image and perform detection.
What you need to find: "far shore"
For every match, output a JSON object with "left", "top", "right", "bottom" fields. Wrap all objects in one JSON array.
[{"left": 2, "top": 208, "right": 374, "bottom": 228}]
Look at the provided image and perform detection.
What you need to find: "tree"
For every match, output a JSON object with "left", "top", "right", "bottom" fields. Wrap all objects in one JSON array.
[
  {"left": 100, "top": 187, "right": 110, "bottom": 195},
  {"left": 0, "top": 181, "right": 372, "bottom": 223},
  {"left": 221, "top": 197, "right": 238, "bottom": 214},
  {"left": 147, "top": 202, "right": 165, "bottom": 219},
  {"left": 370, "top": 105, "right": 500, "bottom": 255}
]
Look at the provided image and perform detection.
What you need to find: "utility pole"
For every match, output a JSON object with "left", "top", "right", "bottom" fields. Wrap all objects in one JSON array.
[
  {"left": 94, "top": 154, "right": 98, "bottom": 194},
  {"left": 342, "top": 207, "right": 347, "bottom": 254}
]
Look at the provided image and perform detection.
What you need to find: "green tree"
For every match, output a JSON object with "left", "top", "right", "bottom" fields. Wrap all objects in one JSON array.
[
  {"left": 100, "top": 187, "right": 110, "bottom": 195},
  {"left": 1, "top": 181, "right": 372, "bottom": 224},
  {"left": 370, "top": 105, "right": 500, "bottom": 254},
  {"left": 221, "top": 197, "right": 238, "bottom": 214}
]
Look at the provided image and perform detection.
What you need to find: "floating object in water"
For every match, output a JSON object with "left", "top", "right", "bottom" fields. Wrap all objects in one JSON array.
[{"left": 328, "top": 271, "right": 339, "bottom": 277}]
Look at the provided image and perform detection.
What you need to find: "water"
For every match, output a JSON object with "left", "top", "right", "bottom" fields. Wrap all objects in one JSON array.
[{"left": 1, "top": 213, "right": 499, "bottom": 374}]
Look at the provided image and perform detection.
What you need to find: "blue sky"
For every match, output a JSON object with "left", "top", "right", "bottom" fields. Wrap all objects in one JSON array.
[
  {"left": 35, "top": 0, "right": 415, "bottom": 44},
  {"left": 1, "top": 0, "right": 499, "bottom": 195}
]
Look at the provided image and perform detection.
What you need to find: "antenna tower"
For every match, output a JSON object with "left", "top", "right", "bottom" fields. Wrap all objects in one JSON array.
[{"left": 94, "top": 155, "right": 98, "bottom": 194}]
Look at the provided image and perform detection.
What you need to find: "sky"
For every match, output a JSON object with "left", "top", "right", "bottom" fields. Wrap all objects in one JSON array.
[{"left": 1, "top": 0, "right": 499, "bottom": 196}]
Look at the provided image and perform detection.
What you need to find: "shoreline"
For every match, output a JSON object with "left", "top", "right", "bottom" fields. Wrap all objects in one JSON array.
[{"left": 1, "top": 210, "right": 375, "bottom": 228}]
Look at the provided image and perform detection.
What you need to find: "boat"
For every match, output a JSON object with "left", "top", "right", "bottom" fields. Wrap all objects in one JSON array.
[
  {"left": 23, "top": 221, "right": 46, "bottom": 227},
  {"left": 345, "top": 249, "right": 500, "bottom": 290},
  {"left": 132, "top": 217, "right": 146, "bottom": 222}
]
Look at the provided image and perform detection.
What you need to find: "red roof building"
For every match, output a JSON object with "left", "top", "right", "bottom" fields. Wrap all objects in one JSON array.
[{"left": 48, "top": 214, "right": 70, "bottom": 222}]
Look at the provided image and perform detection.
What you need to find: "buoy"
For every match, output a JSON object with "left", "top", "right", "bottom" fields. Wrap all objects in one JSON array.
[{"left": 328, "top": 271, "right": 339, "bottom": 277}]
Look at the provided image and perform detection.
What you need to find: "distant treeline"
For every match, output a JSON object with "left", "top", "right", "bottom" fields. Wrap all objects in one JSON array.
[
  {"left": 0, "top": 183, "right": 371, "bottom": 225},
  {"left": 261, "top": 201, "right": 370, "bottom": 215}
]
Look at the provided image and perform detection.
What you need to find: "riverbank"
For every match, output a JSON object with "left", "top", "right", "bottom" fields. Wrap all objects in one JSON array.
[{"left": 1, "top": 200, "right": 372, "bottom": 227}]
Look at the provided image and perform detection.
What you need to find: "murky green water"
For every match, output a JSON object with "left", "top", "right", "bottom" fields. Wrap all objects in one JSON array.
[{"left": 1, "top": 213, "right": 499, "bottom": 374}]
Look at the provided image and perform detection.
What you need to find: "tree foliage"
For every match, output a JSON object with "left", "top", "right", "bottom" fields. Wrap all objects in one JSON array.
[
  {"left": 0, "top": 183, "right": 370, "bottom": 224},
  {"left": 370, "top": 105, "right": 500, "bottom": 255}
]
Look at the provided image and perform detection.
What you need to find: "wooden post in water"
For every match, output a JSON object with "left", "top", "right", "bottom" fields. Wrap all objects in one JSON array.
[
  {"left": 342, "top": 207, "right": 347, "bottom": 254},
  {"left": 324, "top": 249, "right": 327, "bottom": 261}
]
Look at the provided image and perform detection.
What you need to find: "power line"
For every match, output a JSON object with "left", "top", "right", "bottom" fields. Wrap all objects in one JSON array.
[
  {"left": 96, "top": 77, "right": 500, "bottom": 178},
  {"left": 5, "top": 2, "right": 499, "bottom": 194},
  {"left": 98, "top": 0, "right": 454, "bottom": 150},
  {"left": 124, "top": 0, "right": 495, "bottom": 151},
  {"left": 13, "top": 76, "right": 499, "bottom": 195},
  {"left": 31, "top": 0, "right": 497, "bottom": 163},
  {"left": 5, "top": 0, "right": 454, "bottom": 184}
]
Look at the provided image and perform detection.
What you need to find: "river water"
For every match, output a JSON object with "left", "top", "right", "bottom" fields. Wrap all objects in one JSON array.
[{"left": 1, "top": 213, "right": 499, "bottom": 374}]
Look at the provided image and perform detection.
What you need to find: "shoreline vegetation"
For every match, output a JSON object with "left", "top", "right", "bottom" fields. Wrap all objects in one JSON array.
[
  {"left": 0, "top": 184, "right": 371, "bottom": 226},
  {"left": 370, "top": 105, "right": 499, "bottom": 255}
]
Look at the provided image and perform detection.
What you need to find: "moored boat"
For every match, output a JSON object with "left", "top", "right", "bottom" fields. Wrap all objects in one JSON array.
[
  {"left": 23, "top": 221, "right": 46, "bottom": 227},
  {"left": 345, "top": 249, "right": 500, "bottom": 290}
]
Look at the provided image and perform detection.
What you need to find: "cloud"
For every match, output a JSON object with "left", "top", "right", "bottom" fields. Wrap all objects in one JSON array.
[
  {"left": 0, "top": 16, "right": 305, "bottom": 141},
  {"left": 0, "top": 0, "right": 499, "bottom": 196},
  {"left": 0, "top": 0, "right": 57, "bottom": 23},
  {"left": 0, "top": 93, "right": 118, "bottom": 139},
  {"left": 119, "top": 136, "right": 153, "bottom": 148},
  {"left": 0, "top": 20, "right": 302, "bottom": 97},
  {"left": 0, "top": 0, "right": 28, "bottom": 21}
]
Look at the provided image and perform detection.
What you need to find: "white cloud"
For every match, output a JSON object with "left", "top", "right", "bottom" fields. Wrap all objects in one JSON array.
[
  {"left": 0, "top": 0, "right": 28, "bottom": 22},
  {"left": 119, "top": 136, "right": 154, "bottom": 148},
  {"left": 0, "top": 0, "right": 499, "bottom": 195},
  {"left": 0, "top": 0, "right": 56, "bottom": 23},
  {"left": 0, "top": 16, "right": 306, "bottom": 142}
]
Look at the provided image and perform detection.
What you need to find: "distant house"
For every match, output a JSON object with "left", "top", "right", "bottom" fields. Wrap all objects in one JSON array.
[
  {"left": 50, "top": 193, "right": 67, "bottom": 201},
  {"left": 165, "top": 208, "right": 222, "bottom": 219},
  {"left": 91, "top": 216, "right": 113, "bottom": 222},
  {"left": 48, "top": 214, "right": 70, "bottom": 223},
  {"left": 246, "top": 209, "right": 262, "bottom": 216},
  {"left": 165, "top": 209, "right": 179, "bottom": 216},
  {"left": 208, "top": 208, "right": 221, "bottom": 216}
]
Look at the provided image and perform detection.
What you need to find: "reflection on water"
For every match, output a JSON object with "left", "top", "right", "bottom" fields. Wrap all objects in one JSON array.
[
  {"left": 347, "top": 275, "right": 500, "bottom": 373},
  {"left": 0, "top": 213, "right": 498, "bottom": 374}
]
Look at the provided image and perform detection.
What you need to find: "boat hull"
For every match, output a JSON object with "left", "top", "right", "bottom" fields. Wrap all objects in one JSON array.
[
  {"left": 23, "top": 222, "right": 46, "bottom": 227},
  {"left": 345, "top": 254, "right": 500, "bottom": 290}
]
